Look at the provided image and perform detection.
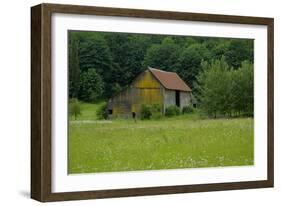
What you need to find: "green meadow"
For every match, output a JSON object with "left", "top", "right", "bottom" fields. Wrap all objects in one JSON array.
[{"left": 68, "top": 103, "right": 254, "bottom": 174}]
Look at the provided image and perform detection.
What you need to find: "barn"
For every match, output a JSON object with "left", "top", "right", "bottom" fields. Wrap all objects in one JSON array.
[{"left": 107, "top": 67, "right": 192, "bottom": 118}]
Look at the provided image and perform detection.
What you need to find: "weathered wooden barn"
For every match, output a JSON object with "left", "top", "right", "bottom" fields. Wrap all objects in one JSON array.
[{"left": 107, "top": 67, "right": 192, "bottom": 118}]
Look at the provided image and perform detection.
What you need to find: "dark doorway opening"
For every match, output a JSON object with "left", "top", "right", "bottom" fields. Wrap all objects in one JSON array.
[
  {"left": 175, "top": 90, "right": 180, "bottom": 107},
  {"left": 108, "top": 109, "right": 113, "bottom": 114}
]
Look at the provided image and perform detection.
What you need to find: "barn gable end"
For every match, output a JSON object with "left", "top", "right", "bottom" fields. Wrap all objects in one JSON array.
[
  {"left": 130, "top": 70, "right": 164, "bottom": 115},
  {"left": 132, "top": 69, "right": 162, "bottom": 89}
]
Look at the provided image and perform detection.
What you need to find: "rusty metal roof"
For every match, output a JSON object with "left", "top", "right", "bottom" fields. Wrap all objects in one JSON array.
[{"left": 149, "top": 67, "right": 192, "bottom": 92}]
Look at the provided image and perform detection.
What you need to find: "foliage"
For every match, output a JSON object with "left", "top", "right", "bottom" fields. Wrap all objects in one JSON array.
[
  {"left": 79, "top": 68, "right": 104, "bottom": 103},
  {"left": 177, "top": 43, "right": 211, "bottom": 87},
  {"left": 78, "top": 33, "right": 113, "bottom": 74},
  {"left": 77, "top": 33, "right": 118, "bottom": 98},
  {"left": 69, "top": 98, "right": 81, "bottom": 120},
  {"left": 68, "top": 33, "right": 80, "bottom": 98},
  {"left": 196, "top": 57, "right": 253, "bottom": 117},
  {"left": 231, "top": 61, "right": 254, "bottom": 116},
  {"left": 140, "top": 104, "right": 152, "bottom": 120},
  {"left": 182, "top": 105, "right": 195, "bottom": 114},
  {"left": 142, "top": 37, "right": 181, "bottom": 71},
  {"left": 68, "top": 31, "right": 254, "bottom": 114},
  {"left": 140, "top": 103, "right": 163, "bottom": 120},
  {"left": 165, "top": 105, "right": 181, "bottom": 117},
  {"left": 96, "top": 102, "right": 109, "bottom": 120},
  {"left": 196, "top": 57, "right": 233, "bottom": 117},
  {"left": 210, "top": 40, "right": 231, "bottom": 60},
  {"left": 105, "top": 34, "right": 151, "bottom": 86},
  {"left": 151, "top": 103, "right": 162, "bottom": 119},
  {"left": 225, "top": 39, "right": 254, "bottom": 69},
  {"left": 111, "top": 83, "right": 122, "bottom": 97}
]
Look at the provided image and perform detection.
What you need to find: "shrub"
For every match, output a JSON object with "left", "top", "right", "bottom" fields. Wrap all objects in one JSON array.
[
  {"left": 69, "top": 98, "right": 81, "bottom": 120},
  {"left": 140, "top": 104, "right": 152, "bottom": 120},
  {"left": 182, "top": 105, "right": 194, "bottom": 114},
  {"left": 151, "top": 103, "right": 162, "bottom": 119},
  {"left": 96, "top": 102, "right": 109, "bottom": 120},
  {"left": 165, "top": 105, "right": 180, "bottom": 117}
]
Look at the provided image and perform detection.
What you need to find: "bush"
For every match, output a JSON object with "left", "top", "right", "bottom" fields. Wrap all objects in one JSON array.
[
  {"left": 165, "top": 105, "right": 180, "bottom": 117},
  {"left": 182, "top": 105, "right": 194, "bottom": 114},
  {"left": 140, "top": 104, "right": 152, "bottom": 120},
  {"left": 96, "top": 103, "right": 109, "bottom": 120},
  {"left": 151, "top": 104, "right": 162, "bottom": 119},
  {"left": 69, "top": 98, "right": 81, "bottom": 120}
]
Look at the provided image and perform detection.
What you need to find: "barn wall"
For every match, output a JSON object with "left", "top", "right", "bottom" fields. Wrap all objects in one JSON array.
[
  {"left": 164, "top": 90, "right": 192, "bottom": 111},
  {"left": 131, "top": 87, "right": 164, "bottom": 115},
  {"left": 180, "top": 91, "right": 192, "bottom": 109},
  {"left": 164, "top": 89, "right": 176, "bottom": 111},
  {"left": 132, "top": 70, "right": 162, "bottom": 89},
  {"left": 131, "top": 70, "right": 164, "bottom": 116},
  {"left": 108, "top": 88, "right": 132, "bottom": 118},
  {"left": 109, "top": 70, "right": 164, "bottom": 118}
]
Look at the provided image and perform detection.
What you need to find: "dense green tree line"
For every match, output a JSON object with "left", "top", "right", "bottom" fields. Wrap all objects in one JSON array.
[{"left": 68, "top": 31, "right": 254, "bottom": 116}]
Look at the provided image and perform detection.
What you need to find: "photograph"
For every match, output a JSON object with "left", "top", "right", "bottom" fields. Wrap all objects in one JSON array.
[
  {"left": 67, "top": 31, "right": 254, "bottom": 174},
  {"left": 30, "top": 3, "right": 274, "bottom": 201}
]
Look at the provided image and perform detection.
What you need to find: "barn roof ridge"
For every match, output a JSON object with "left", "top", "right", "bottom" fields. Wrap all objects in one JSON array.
[
  {"left": 148, "top": 67, "right": 174, "bottom": 74},
  {"left": 148, "top": 66, "right": 192, "bottom": 92}
]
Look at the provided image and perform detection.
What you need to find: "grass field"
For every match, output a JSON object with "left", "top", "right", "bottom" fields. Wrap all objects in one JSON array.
[
  {"left": 68, "top": 103, "right": 254, "bottom": 174},
  {"left": 69, "top": 102, "right": 102, "bottom": 121}
]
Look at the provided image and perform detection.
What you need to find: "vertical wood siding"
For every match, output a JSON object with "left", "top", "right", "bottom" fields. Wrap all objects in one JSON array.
[
  {"left": 109, "top": 70, "right": 164, "bottom": 118},
  {"left": 180, "top": 91, "right": 192, "bottom": 110},
  {"left": 164, "top": 89, "right": 176, "bottom": 110}
]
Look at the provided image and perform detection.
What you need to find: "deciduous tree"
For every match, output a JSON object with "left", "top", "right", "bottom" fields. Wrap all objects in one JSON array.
[{"left": 79, "top": 68, "right": 104, "bottom": 103}]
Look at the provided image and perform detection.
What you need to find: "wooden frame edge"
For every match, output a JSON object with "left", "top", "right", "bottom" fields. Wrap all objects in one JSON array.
[
  {"left": 42, "top": 180, "right": 272, "bottom": 202},
  {"left": 31, "top": 3, "right": 274, "bottom": 202},
  {"left": 267, "top": 18, "right": 274, "bottom": 187},
  {"left": 31, "top": 3, "right": 53, "bottom": 202},
  {"left": 41, "top": 3, "right": 273, "bottom": 25},
  {"left": 31, "top": 4, "right": 43, "bottom": 201}
]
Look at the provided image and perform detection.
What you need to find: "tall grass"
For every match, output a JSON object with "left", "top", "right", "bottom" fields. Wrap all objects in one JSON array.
[{"left": 68, "top": 104, "right": 254, "bottom": 174}]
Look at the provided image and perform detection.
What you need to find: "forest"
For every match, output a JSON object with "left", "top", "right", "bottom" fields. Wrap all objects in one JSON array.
[{"left": 68, "top": 31, "right": 254, "bottom": 117}]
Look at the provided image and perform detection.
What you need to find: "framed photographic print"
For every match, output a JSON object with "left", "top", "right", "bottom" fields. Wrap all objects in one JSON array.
[{"left": 31, "top": 3, "right": 274, "bottom": 202}]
